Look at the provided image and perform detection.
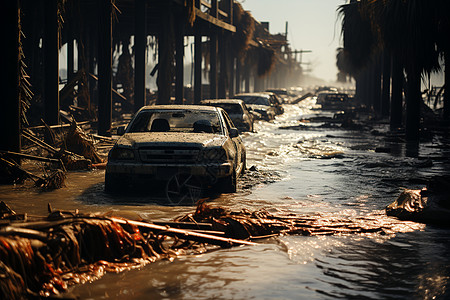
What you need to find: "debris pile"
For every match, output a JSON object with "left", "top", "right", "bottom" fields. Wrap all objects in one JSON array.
[
  {"left": 0, "top": 121, "right": 113, "bottom": 189},
  {"left": 386, "top": 176, "right": 450, "bottom": 226},
  {"left": 0, "top": 199, "right": 424, "bottom": 298}
]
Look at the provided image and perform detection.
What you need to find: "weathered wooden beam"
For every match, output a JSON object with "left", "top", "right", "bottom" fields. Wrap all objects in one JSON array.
[
  {"left": 194, "top": 9, "right": 236, "bottom": 33},
  {"left": 157, "top": 3, "right": 174, "bottom": 105},
  {"left": 235, "top": 57, "right": 241, "bottom": 95},
  {"left": 43, "top": 0, "right": 60, "bottom": 126},
  {"left": 210, "top": 32, "right": 218, "bottom": 99},
  {"left": 0, "top": 150, "right": 61, "bottom": 164},
  {"left": 175, "top": 14, "right": 185, "bottom": 104},
  {"left": 134, "top": 0, "right": 147, "bottom": 111},
  {"left": 218, "top": 35, "right": 227, "bottom": 98},
  {"left": 111, "top": 217, "right": 256, "bottom": 247},
  {"left": 194, "top": 24, "right": 202, "bottom": 104},
  {"left": 98, "top": 0, "right": 113, "bottom": 136},
  {"left": 2, "top": 0, "right": 21, "bottom": 156},
  {"left": 67, "top": 38, "right": 74, "bottom": 83}
]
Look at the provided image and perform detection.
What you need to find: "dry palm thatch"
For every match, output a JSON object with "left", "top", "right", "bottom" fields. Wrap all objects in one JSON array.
[
  {"left": 18, "top": 6, "right": 33, "bottom": 127},
  {"left": 338, "top": 1, "right": 376, "bottom": 71},
  {"left": 231, "top": 2, "right": 255, "bottom": 59},
  {"left": 64, "top": 121, "right": 103, "bottom": 164},
  {"left": 256, "top": 44, "right": 275, "bottom": 77}
]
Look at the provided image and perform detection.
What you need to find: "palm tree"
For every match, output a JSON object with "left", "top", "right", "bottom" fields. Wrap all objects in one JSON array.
[{"left": 340, "top": 0, "right": 442, "bottom": 140}]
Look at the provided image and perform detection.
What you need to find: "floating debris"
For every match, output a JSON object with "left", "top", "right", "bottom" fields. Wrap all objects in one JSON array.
[{"left": 0, "top": 199, "right": 425, "bottom": 299}]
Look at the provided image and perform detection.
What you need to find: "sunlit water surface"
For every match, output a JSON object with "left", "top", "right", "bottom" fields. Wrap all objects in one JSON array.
[{"left": 2, "top": 97, "right": 450, "bottom": 299}]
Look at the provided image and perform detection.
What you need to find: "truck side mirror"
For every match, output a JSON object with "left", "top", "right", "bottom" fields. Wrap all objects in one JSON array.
[
  {"left": 117, "top": 126, "right": 126, "bottom": 135},
  {"left": 229, "top": 128, "right": 239, "bottom": 138}
]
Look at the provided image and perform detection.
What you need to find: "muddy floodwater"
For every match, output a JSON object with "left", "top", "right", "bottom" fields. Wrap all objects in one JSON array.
[{"left": 2, "top": 97, "right": 450, "bottom": 299}]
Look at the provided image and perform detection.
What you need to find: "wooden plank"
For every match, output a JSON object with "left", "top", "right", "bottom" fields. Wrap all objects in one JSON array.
[{"left": 194, "top": 8, "right": 236, "bottom": 32}]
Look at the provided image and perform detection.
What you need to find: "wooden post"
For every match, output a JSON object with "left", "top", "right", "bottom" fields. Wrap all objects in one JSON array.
[
  {"left": 157, "top": 3, "right": 174, "bottom": 104},
  {"left": 372, "top": 55, "right": 382, "bottom": 115},
  {"left": 175, "top": 13, "right": 184, "bottom": 104},
  {"left": 235, "top": 57, "right": 241, "bottom": 95},
  {"left": 218, "top": 35, "right": 227, "bottom": 98},
  {"left": 209, "top": 0, "right": 218, "bottom": 99},
  {"left": 229, "top": 56, "right": 235, "bottom": 98},
  {"left": 194, "top": 28, "right": 202, "bottom": 103},
  {"left": 43, "top": 0, "right": 60, "bottom": 126},
  {"left": 244, "top": 68, "right": 250, "bottom": 93},
  {"left": 2, "top": 0, "right": 21, "bottom": 155},
  {"left": 98, "top": 0, "right": 112, "bottom": 136},
  {"left": 210, "top": 33, "right": 218, "bottom": 99},
  {"left": 67, "top": 31, "right": 74, "bottom": 84},
  {"left": 134, "top": 0, "right": 147, "bottom": 111}
]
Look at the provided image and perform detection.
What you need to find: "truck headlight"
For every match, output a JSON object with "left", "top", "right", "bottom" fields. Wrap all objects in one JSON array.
[
  {"left": 200, "top": 147, "right": 228, "bottom": 163},
  {"left": 109, "top": 147, "right": 135, "bottom": 160}
]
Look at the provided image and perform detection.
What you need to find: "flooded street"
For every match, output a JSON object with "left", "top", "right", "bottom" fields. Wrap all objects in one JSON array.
[{"left": 2, "top": 97, "right": 450, "bottom": 299}]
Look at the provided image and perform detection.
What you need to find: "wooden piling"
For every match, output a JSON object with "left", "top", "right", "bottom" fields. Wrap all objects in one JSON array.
[
  {"left": 235, "top": 57, "right": 241, "bottom": 95},
  {"left": 194, "top": 28, "right": 203, "bottom": 103},
  {"left": 97, "top": 0, "right": 113, "bottom": 136},
  {"left": 134, "top": 0, "right": 147, "bottom": 111},
  {"left": 157, "top": 2, "right": 174, "bottom": 105},
  {"left": 2, "top": 0, "right": 21, "bottom": 156},
  {"left": 218, "top": 35, "right": 227, "bottom": 98},
  {"left": 43, "top": 0, "right": 60, "bottom": 126},
  {"left": 209, "top": 0, "right": 218, "bottom": 99},
  {"left": 175, "top": 13, "right": 185, "bottom": 104}
]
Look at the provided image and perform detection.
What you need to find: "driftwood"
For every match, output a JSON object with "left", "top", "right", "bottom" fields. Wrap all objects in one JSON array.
[{"left": 0, "top": 199, "right": 424, "bottom": 299}]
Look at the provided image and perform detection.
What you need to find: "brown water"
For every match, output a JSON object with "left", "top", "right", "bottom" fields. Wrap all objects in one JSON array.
[{"left": 2, "top": 97, "right": 450, "bottom": 299}]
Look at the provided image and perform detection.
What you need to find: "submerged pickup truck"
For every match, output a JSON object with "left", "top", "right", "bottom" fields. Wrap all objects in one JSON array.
[{"left": 105, "top": 105, "right": 246, "bottom": 196}]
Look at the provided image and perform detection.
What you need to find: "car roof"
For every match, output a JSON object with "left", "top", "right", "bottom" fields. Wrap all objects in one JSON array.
[
  {"left": 138, "top": 104, "right": 219, "bottom": 112},
  {"left": 234, "top": 93, "right": 270, "bottom": 98},
  {"left": 201, "top": 99, "right": 244, "bottom": 105}
]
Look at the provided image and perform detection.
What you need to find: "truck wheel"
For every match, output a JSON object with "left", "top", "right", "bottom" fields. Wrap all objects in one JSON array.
[
  {"left": 166, "top": 172, "right": 203, "bottom": 205},
  {"left": 220, "top": 168, "right": 237, "bottom": 193},
  {"left": 104, "top": 172, "right": 119, "bottom": 194}
]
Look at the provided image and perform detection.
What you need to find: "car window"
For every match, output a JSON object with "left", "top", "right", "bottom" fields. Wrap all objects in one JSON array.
[
  {"left": 220, "top": 111, "right": 235, "bottom": 133},
  {"left": 128, "top": 109, "right": 223, "bottom": 134},
  {"left": 217, "top": 103, "right": 243, "bottom": 114},
  {"left": 235, "top": 95, "right": 270, "bottom": 106}
]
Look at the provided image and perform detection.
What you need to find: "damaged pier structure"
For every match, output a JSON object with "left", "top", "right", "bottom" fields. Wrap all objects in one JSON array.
[{"left": 1, "top": 0, "right": 301, "bottom": 156}]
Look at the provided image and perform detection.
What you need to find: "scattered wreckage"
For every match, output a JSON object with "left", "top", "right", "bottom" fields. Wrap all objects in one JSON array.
[
  {"left": 0, "top": 199, "right": 424, "bottom": 299},
  {"left": 386, "top": 176, "right": 450, "bottom": 226},
  {"left": 0, "top": 120, "right": 111, "bottom": 190},
  {"left": 105, "top": 105, "right": 247, "bottom": 202}
]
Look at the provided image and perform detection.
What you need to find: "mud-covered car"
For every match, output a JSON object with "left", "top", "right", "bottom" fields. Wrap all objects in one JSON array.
[
  {"left": 201, "top": 99, "right": 254, "bottom": 132},
  {"left": 105, "top": 105, "right": 246, "bottom": 196},
  {"left": 233, "top": 93, "right": 277, "bottom": 121}
]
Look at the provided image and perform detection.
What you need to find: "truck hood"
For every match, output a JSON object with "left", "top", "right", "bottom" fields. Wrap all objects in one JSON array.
[{"left": 117, "top": 132, "right": 227, "bottom": 149}]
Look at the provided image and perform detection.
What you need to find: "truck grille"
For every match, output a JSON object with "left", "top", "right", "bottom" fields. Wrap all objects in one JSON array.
[{"left": 139, "top": 146, "right": 200, "bottom": 163}]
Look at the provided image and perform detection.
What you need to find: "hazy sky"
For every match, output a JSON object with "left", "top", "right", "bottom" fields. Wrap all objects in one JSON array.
[{"left": 240, "top": 0, "right": 345, "bottom": 82}]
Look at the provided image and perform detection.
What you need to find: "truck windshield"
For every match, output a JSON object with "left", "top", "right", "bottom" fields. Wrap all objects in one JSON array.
[{"left": 128, "top": 110, "right": 223, "bottom": 134}]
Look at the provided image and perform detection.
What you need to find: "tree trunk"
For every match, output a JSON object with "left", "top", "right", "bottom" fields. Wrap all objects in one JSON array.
[
  {"left": 390, "top": 56, "right": 403, "bottom": 130},
  {"left": 372, "top": 55, "right": 382, "bottom": 115},
  {"left": 381, "top": 51, "right": 391, "bottom": 117},
  {"left": 405, "top": 66, "right": 421, "bottom": 140},
  {"left": 444, "top": 51, "right": 449, "bottom": 120}
]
